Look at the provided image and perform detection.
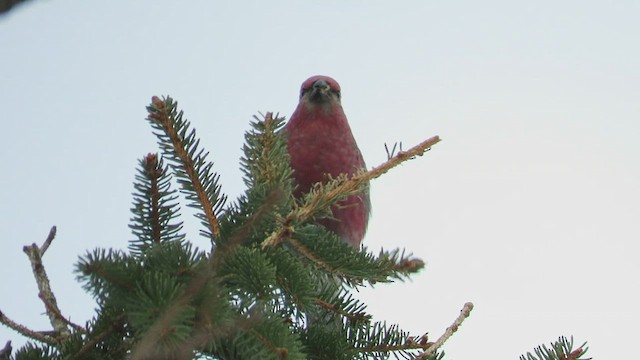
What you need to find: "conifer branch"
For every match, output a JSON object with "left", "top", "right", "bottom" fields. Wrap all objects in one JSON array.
[
  {"left": 211, "top": 189, "right": 283, "bottom": 270},
  {"left": 391, "top": 257, "right": 425, "bottom": 274},
  {"left": 147, "top": 96, "right": 225, "bottom": 242},
  {"left": 129, "top": 284, "right": 202, "bottom": 360},
  {"left": 286, "top": 236, "right": 423, "bottom": 285},
  {"left": 418, "top": 302, "right": 474, "bottom": 358},
  {"left": 241, "top": 112, "right": 291, "bottom": 190},
  {"left": 285, "top": 242, "right": 353, "bottom": 284},
  {"left": 353, "top": 322, "right": 431, "bottom": 358},
  {"left": 77, "top": 251, "right": 135, "bottom": 292},
  {"left": 519, "top": 336, "right": 590, "bottom": 360},
  {"left": 74, "top": 313, "right": 127, "bottom": 358},
  {"left": 262, "top": 135, "right": 441, "bottom": 248},
  {"left": 130, "top": 188, "right": 285, "bottom": 358},
  {"left": 376, "top": 248, "right": 425, "bottom": 281},
  {"left": 360, "top": 337, "right": 430, "bottom": 354},
  {"left": 247, "top": 327, "right": 286, "bottom": 359},
  {"left": 315, "top": 298, "right": 370, "bottom": 323},
  {"left": 146, "top": 154, "right": 162, "bottom": 244},
  {"left": 129, "top": 153, "right": 184, "bottom": 255},
  {"left": 285, "top": 238, "right": 335, "bottom": 273}
]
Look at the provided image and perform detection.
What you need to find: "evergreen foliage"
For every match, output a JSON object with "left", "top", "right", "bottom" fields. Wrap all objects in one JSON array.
[
  {"left": 0, "top": 96, "right": 592, "bottom": 359},
  {"left": 7, "top": 96, "right": 438, "bottom": 359},
  {"left": 519, "top": 336, "right": 590, "bottom": 360}
]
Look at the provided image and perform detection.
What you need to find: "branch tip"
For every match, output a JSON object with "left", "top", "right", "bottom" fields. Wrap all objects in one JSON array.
[
  {"left": 40, "top": 225, "right": 57, "bottom": 256},
  {"left": 418, "top": 301, "right": 474, "bottom": 358}
]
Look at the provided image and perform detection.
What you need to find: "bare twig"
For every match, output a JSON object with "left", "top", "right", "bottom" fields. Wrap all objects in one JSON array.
[
  {"left": 39, "top": 295, "right": 85, "bottom": 333},
  {"left": 262, "top": 135, "right": 441, "bottom": 248},
  {"left": 0, "top": 227, "right": 82, "bottom": 344},
  {"left": 22, "top": 227, "right": 72, "bottom": 338},
  {"left": 39, "top": 226, "right": 56, "bottom": 256},
  {"left": 418, "top": 302, "right": 474, "bottom": 358},
  {"left": 0, "top": 310, "right": 56, "bottom": 344}
]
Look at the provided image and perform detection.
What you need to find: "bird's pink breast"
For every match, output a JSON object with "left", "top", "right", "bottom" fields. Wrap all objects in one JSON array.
[{"left": 286, "top": 105, "right": 370, "bottom": 247}]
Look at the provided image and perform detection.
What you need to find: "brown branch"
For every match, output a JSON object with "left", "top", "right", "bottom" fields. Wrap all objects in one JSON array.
[
  {"left": 23, "top": 244, "right": 69, "bottom": 336},
  {"left": 418, "top": 302, "right": 474, "bottom": 358},
  {"left": 149, "top": 96, "right": 222, "bottom": 240},
  {"left": 1, "top": 227, "right": 83, "bottom": 344},
  {"left": 39, "top": 226, "right": 56, "bottom": 256},
  {"left": 567, "top": 347, "right": 587, "bottom": 360},
  {"left": 144, "top": 153, "right": 163, "bottom": 244},
  {"left": 38, "top": 293, "right": 85, "bottom": 333},
  {"left": 22, "top": 227, "right": 72, "bottom": 338},
  {"left": 262, "top": 135, "right": 441, "bottom": 248},
  {"left": 391, "top": 257, "right": 425, "bottom": 275},
  {"left": 0, "top": 310, "right": 56, "bottom": 345}
]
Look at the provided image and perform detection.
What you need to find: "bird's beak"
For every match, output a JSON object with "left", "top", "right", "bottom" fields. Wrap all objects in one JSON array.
[
  {"left": 308, "top": 80, "right": 331, "bottom": 103},
  {"left": 312, "top": 79, "right": 330, "bottom": 92}
]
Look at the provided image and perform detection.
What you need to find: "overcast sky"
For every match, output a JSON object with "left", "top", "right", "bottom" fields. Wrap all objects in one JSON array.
[{"left": 1, "top": 1, "right": 638, "bottom": 359}]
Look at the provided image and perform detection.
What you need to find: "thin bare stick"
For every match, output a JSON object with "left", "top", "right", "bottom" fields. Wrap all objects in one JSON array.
[
  {"left": 23, "top": 227, "right": 72, "bottom": 337},
  {"left": 0, "top": 310, "right": 56, "bottom": 345},
  {"left": 37, "top": 227, "right": 81, "bottom": 332},
  {"left": 38, "top": 294, "right": 85, "bottom": 333},
  {"left": 418, "top": 302, "right": 474, "bottom": 358},
  {"left": 39, "top": 226, "right": 56, "bottom": 256}
]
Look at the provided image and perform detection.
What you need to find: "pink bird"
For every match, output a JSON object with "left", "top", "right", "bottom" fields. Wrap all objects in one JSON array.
[{"left": 285, "top": 75, "right": 370, "bottom": 247}]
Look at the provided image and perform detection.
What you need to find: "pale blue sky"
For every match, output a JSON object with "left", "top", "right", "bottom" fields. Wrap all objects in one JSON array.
[{"left": 1, "top": 1, "right": 639, "bottom": 358}]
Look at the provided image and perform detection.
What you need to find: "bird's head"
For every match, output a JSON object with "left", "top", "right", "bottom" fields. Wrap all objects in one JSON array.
[{"left": 299, "top": 75, "right": 341, "bottom": 107}]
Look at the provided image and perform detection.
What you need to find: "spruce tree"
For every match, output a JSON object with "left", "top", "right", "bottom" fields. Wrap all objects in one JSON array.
[{"left": 0, "top": 96, "right": 589, "bottom": 360}]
